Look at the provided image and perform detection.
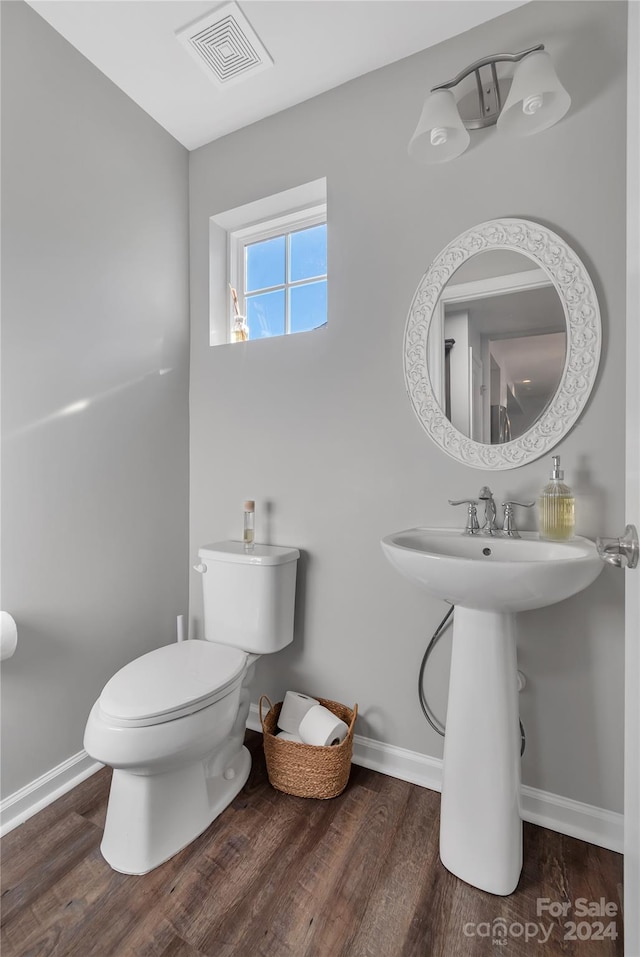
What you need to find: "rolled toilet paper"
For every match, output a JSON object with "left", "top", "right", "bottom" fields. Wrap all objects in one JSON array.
[
  {"left": 275, "top": 730, "right": 303, "bottom": 743},
  {"left": 277, "top": 691, "right": 319, "bottom": 733},
  {"left": 299, "top": 704, "right": 349, "bottom": 747},
  {"left": 0, "top": 612, "right": 18, "bottom": 662}
]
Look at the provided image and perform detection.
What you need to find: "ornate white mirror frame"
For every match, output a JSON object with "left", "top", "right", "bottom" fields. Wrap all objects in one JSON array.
[{"left": 404, "top": 218, "right": 602, "bottom": 470}]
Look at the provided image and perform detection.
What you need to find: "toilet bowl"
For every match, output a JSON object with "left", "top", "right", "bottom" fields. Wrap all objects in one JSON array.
[
  {"left": 84, "top": 541, "right": 299, "bottom": 875},
  {"left": 84, "top": 639, "right": 255, "bottom": 874}
]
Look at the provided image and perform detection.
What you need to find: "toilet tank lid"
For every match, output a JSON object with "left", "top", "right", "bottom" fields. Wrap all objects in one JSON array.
[
  {"left": 99, "top": 640, "right": 247, "bottom": 724},
  {"left": 198, "top": 541, "right": 300, "bottom": 565}
]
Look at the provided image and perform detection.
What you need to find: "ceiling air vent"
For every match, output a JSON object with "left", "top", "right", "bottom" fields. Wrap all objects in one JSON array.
[{"left": 176, "top": 2, "right": 273, "bottom": 88}]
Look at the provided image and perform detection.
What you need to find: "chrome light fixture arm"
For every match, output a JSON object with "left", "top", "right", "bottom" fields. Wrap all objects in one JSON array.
[
  {"left": 430, "top": 44, "right": 544, "bottom": 95},
  {"left": 431, "top": 45, "right": 545, "bottom": 131}
]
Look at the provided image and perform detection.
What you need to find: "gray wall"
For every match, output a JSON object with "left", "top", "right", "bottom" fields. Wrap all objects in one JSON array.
[
  {"left": 189, "top": 1, "right": 627, "bottom": 813},
  {"left": 1, "top": 1, "right": 190, "bottom": 797}
]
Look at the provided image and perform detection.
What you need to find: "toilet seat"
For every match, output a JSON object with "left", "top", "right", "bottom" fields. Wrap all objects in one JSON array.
[{"left": 98, "top": 640, "right": 247, "bottom": 728}]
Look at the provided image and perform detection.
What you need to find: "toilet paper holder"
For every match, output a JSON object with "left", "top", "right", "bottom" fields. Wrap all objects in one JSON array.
[{"left": 0, "top": 611, "right": 18, "bottom": 662}]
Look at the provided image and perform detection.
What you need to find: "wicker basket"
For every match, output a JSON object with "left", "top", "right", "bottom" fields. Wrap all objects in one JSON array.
[{"left": 259, "top": 695, "right": 358, "bottom": 799}]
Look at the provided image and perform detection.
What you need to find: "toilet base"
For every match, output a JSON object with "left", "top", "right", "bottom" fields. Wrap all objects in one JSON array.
[{"left": 101, "top": 746, "right": 252, "bottom": 875}]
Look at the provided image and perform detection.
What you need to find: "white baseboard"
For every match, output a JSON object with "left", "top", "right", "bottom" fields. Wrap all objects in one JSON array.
[
  {"left": 247, "top": 704, "right": 623, "bottom": 854},
  {"left": 2, "top": 712, "right": 623, "bottom": 854},
  {"left": 350, "top": 732, "right": 444, "bottom": 792},
  {"left": 520, "top": 784, "right": 624, "bottom": 853},
  {"left": 0, "top": 751, "right": 103, "bottom": 838}
]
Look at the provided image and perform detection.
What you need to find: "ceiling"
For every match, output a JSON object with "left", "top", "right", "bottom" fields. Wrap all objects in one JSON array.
[{"left": 26, "top": 0, "right": 527, "bottom": 151}]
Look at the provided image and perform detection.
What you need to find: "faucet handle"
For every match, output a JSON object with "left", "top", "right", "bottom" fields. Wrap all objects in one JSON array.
[
  {"left": 502, "top": 501, "right": 535, "bottom": 537},
  {"left": 449, "top": 499, "right": 480, "bottom": 535}
]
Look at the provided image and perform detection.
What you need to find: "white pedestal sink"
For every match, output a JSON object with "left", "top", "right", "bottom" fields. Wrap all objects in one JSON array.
[{"left": 381, "top": 528, "right": 603, "bottom": 895}]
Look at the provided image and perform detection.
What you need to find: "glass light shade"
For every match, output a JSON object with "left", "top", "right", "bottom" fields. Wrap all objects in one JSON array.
[
  {"left": 497, "top": 50, "right": 571, "bottom": 137},
  {"left": 408, "top": 89, "right": 470, "bottom": 164}
]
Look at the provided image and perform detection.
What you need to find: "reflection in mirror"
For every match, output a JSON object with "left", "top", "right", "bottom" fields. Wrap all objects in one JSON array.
[{"left": 427, "top": 251, "right": 566, "bottom": 444}]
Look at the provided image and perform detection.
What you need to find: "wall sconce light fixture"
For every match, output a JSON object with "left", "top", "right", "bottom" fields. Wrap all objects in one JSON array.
[{"left": 408, "top": 45, "right": 571, "bottom": 164}]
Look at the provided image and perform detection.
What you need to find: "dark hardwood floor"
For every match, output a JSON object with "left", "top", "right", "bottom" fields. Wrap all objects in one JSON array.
[{"left": 1, "top": 731, "right": 624, "bottom": 956}]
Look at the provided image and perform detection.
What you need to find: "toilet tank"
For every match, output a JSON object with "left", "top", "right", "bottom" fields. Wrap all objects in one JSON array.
[{"left": 197, "top": 541, "right": 299, "bottom": 654}]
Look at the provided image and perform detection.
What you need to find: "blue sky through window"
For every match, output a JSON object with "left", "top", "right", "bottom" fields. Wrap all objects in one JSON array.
[
  {"left": 243, "top": 223, "right": 327, "bottom": 338},
  {"left": 246, "top": 236, "right": 285, "bottom": 292},
  {"left": 246, "top": 289, "right": 285, "bottom": 339},
  {"left": 290, "top": 225, "right": 327, "bottom": 283},
  {"left": 290, "top": 281, "right": 327, "bottom": 333}
]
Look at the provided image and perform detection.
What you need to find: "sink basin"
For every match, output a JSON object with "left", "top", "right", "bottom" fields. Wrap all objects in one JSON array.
[
  {"left": 381, "top": 527, "right": 602, "bottom": 612},
  {"left": 381, "top": 525, "right": 604, "bottom": 895}
]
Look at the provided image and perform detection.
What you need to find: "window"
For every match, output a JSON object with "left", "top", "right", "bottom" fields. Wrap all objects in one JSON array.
[
  {"left": 210, "top": 180, "right": 327, "bottom": 347},
  {"left": 230, "top": 207, "right": 327, "bottom": 340}
]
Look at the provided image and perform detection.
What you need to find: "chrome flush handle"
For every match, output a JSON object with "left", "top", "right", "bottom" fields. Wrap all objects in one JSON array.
[{"left": 596, "top": 524, "right": 639, "bottom": 569}]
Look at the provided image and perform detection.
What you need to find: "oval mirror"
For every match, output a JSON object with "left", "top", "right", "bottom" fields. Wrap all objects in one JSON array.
[{"left": 404, "top": 219, "right": 601, "bottom": 469}]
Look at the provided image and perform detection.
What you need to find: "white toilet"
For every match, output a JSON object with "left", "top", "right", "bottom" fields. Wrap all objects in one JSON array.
[{"left": 84, "top": 540, "right": 299, "bottom": 875}]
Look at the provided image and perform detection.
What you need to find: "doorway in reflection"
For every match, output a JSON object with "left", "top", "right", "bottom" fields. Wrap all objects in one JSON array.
[{"left": 432, "top": 251, "right": 567, "bottom": 444}]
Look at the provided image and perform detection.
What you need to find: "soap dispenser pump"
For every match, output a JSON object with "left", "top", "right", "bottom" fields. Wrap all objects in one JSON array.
[{"left": 538, "top": 455, "right": 575, "bottom": 541}]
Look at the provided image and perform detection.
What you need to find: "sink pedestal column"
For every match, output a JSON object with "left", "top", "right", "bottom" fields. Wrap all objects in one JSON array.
[{"left": 439, "top": 606, "right": 522, "bottom": 895}]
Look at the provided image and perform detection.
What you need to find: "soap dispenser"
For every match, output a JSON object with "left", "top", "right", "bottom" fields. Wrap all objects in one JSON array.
[{"left": 538, "top": 455, "right": 575, "bottom": 541}]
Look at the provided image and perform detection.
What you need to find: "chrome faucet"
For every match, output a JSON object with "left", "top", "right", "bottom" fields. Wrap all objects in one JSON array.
[
  {"left": 449, "top": 489, "right": 534, "bottom": 537},
  {"left": 501, "top": 500, "right": 535, "bottom": 538},
  {"left": 478, "top": 487, "right": 500, "bottom": 536},
  {"left": 448, "top": 498, "right": 480, "bottom": 535}
]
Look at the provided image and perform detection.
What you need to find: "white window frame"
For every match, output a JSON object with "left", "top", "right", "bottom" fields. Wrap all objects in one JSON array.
[
  {"left": 229, "top": 204, "right": 327, "bottom": 339},
  {"left": 209, "top": 179, "right": 327, "bottom": 347}
]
